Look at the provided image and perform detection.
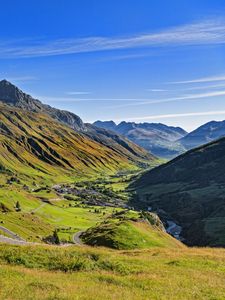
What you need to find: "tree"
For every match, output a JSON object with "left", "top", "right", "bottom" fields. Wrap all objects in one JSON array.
[
  {"left": 15, "top": 201, "right": 21, "bottom": 212},
  {"left": 53, "top": 230, "right": 60, "bottom": 245}
]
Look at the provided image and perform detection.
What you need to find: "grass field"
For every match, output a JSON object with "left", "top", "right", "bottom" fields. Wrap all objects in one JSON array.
[
  {"left": 81, "top": 210, "right": 183, "bottom": 250},
  {"left": 0, "top": 244, "right": 224, "bottom": 300},
  {"left": 0, "top": 167, "right": 147, "bottom": 243},
  {"left": 0, "top": 171, "right": 130, "bottom": 243},
  {"left": 0, "top": 189, "right": 121, "bottom": 242}
]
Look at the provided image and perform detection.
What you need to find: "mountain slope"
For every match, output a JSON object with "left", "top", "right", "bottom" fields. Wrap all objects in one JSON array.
[
  {"left": 84, "top": 123, "right": 152, "bottom": 165},
  {"left": 0, "top": 104, "right": 152, "bottom": 183},
  {"left": 179, "top": 120, "right": 225, "bottom": 150},
  {"left": 94, "top": 120, "right": 187, "bottom": 158},
  {"left": 81, "top": 210, "right": 183, "bottom": 249},
  {"left": 0, "top": 80, "right": 155, "bottom": 166},
  {"left": 132, "top": 137, "right": 225, "bottom": 247}
]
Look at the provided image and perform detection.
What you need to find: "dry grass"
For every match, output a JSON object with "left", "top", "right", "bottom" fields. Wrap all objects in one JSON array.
[{"left": 0, "top": 244, "right": 224, "bottom": 299}]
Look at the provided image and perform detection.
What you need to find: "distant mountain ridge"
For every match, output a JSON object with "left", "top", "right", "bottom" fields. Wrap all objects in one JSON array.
[
  {"left": 94, "top": 120, "right": 187, "bottom": 158},
  {"left": 0, "top": 80, "right": 155, "bottom": 166},
  {"left": 179, "top": 120, "right": 225, "bottom": 150},
  {"left": 95, "top": 119, "right": 225, "bottom": 159}
]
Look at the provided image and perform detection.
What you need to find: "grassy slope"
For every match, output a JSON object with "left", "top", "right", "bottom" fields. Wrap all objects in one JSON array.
[
  {"left": 0, "top": 185, "right": 122, "bottom": 242},
  {"left": 0, "top": 104, "right": 154, "bottom": 184},
  {"left": 132, "top": 137, "right": 225, "bottom": 247},
  {"left": 81, "top": 211, "right": 182, "bottom": 250},
  {"left": 0, "top": 80, "right": 155, "bottom": 168},
  {"left": 0, "top": 104, "right": 157, "bottom": 242},
  {"left": 0, "top": 244, "right": 224, "bottom": 300}
]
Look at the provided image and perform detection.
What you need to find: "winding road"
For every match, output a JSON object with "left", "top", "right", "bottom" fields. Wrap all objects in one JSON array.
[
  {"left": 0, "top": 225, "right": 84, "bottom": 246},
  {"left": 0, "top": 225, "right": 29, "bottom": 245},
  {"left": 72, "top": 231, "right": 84, "bottom": 245},
  {"left": 0, "top": 235, "right": 30, "bottom": 245}
]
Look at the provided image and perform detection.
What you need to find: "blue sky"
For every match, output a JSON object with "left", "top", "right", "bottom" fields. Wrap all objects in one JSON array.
[{"left": 1, "top": 0, "right": 225, "bottom": 131}]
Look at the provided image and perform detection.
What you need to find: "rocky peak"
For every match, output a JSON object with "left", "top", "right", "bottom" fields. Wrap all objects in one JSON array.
[
  {"left": 0, "top": 79, "right": 25, "bottom": 104},
  {"left": 0, "top": 79, "right": 85, "bottom": 131}
]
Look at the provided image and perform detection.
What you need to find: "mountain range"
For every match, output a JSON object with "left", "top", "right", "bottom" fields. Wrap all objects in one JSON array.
[
  {"left": 1, "top": 79, "right": 225, "bottom": 248},
  {"left": 0, "top": 80, "right": 155, "bottom": 181},
  {"left": 94, "top": 120, "right": 187, "bottom": 158},
  {"left": 94, "top": 119, "right": 225, "bottom": 159},
  {"left": 179, "top": 120, "right": 225, "bottom": 149}
]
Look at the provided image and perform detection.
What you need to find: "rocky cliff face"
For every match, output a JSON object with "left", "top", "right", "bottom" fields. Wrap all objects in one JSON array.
[{"left": 0, "top": 80, "right": 85, "bottom": 131}]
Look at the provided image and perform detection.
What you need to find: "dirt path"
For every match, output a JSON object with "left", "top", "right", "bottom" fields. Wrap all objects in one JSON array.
[
  {"left": 0, "top": 225, "right": 84, "bottom": 246},
  {"left": 73, "top": 231, "right": 84, "bottom": 245},
  {"left": 0, "top": 225, "right": 25, "bottom": 241},
  {"left": 0, "top": 225, "right": 32, "bottom": 245},
  {"left": 30, "top": 202, "right": 47, "bottom": 213},
  {"left": 0, "top": 235, "right": 31, "bottom": 245}
]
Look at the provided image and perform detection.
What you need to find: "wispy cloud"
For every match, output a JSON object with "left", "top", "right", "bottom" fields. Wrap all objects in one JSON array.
[
  {"left": 37, "top": 96, "right": 147, "bottom": 103},
  {"left": 114, "top": 110, "right": 225, "bottom": 122},
  {"left": 1, "top": 19, "right": 225, "bottom": 58},
  {"left": 147, "top": 89, "right": 167, "bottom": 92},
  {"left": 148, "top": 82, "right": 225, "bottom": 93},
  {"left": 36, "top": 90, "right": 225, "bottom": 108},
  {"left": 176, "top": 83, "right": 225, "bottom": 91},
  {"left": 109, "top": 90, "right": 225, "bottom": 108},
  {"left": 170, "top": 74, "right": 225, "bottom": 84},
  {"left": 66, "top": 91, "right": 92, "bottom": 95},
  {"left": 3, "top": 76, "right": 38, "bottom": 83}
]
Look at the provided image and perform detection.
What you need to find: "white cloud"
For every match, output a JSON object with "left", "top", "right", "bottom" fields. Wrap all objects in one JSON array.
[
  {"left": 170, "top": 74, "right": 225, "bottom": 84},
  {"left": 1, "top": 19, "right": 225, "bottom": 58},
  {"left": 36, "top": 89, "right": 225, "bottom": 106},
  {"left": 66, "top": 91, "right": 91, "bottom": 95},
  {"left": 176, "top": 83, "right": 225, "bottom": 91},
  {"left": 3, "top": 76, "right": 38, "bottom": 83},
  {"left": 114, "top": 110, "right": 225, "bottom": 122},
  {"left": 147, "top": 89, "right": 167, "bottom": 92},
  {"left": 37, "top": 96, "right": 146, "bottom": 103},
  {"left": 109, "top": 90, "right": 225, "bottom": 108}
]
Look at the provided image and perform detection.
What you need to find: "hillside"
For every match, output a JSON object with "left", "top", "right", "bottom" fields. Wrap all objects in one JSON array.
[
  {"left": 132, "top": 137, "right": 225, "bottom": 247},
  {"left": 179, "top": 120, "right": 225, "bottom": 150},
  {"left": 81, "top": 210, "right": 182, "bottom": 249},
  {"left": 0, "top": 104, "right": 153, "bottom": 183},
  {"left": 0, "top": 80, "right": 154, "bottom": 166},
  {"left": 94, "top": 120, "right": 187, "bottom": 158},
  {"left": 0, "top": 244, "right": 225, "bottom": 300}
]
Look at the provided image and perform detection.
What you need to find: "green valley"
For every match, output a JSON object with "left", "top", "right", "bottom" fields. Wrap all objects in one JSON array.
[{"left": 0, "top": 81, "right": 225, "bottom": 300}]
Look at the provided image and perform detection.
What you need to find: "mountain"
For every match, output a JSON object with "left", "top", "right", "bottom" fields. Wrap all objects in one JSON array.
[
  {"left": 179, "top": 120, "right": 225, "bottom": 150},
  {"left": 0, "top": 79, "right": 85, "bottom": 131},
  {"left": 94, "top": 120, "right": 187, "bottom": 158},
  {"left": 0, "top": 103, "right": 154, "bottom": 183},
  {"left": 0, "top": 80, "right": 155, "bottom": 168},
  {"left": 94, "top": 120, "right": 117, "bottom": 132},
  {"left": 132, "top": 137, "right": 225, "bottom": 247}
]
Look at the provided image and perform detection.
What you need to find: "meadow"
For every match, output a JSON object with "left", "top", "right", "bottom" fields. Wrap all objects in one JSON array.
[{"left": 0, "top": 244, "right": 224, "bottom": 300}]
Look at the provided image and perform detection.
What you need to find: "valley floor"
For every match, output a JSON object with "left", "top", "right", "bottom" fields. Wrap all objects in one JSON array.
[
  {"left": 0, "top": 244, "right": 224, "bottom": 300},
  {"left": 1, "top": 169, "right": 225, "bottom": 299}
]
